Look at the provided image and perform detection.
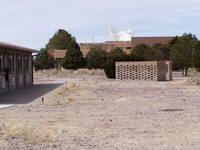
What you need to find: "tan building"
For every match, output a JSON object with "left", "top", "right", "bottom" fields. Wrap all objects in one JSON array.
[
  {"left": 105, "top": 41, "right": 132, "bottom": 53},
  {"left": 47, "top": 36, "right": 175, "bottom": 63},
  {"left": 48, "top": 50, "right": 67, "bottom": 68},
  {"left": 80, "top": 36, "right": 175, "bottom": 56},
  {"left": 131, "top": 37, "right": 174, "bottom": 47},
  {"left": 79, "top": 43, "right": 116, "bottom": 56},
  {"left": 0, "top": 42, "right": 37, "bottom": 93},
  {"left": 79, "top": 41, "right": 132, "bottom": 56}
]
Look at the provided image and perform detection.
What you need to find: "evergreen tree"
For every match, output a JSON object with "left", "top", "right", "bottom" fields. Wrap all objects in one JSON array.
[
  {"left": 45, "top": 29, "right": 77, "bottom": 50},
  {"left": 86, "top": 46, "right": 107, "bottom": 69},
  {"left": 151, "top": 43, "right": 171, "bottom": 60},
  {"left": 62, "top": 43, "right": 85, "bottom": 70},
  {"left": 130, "top": 44, "right": 153, "bottom": 61},
  {"left": 104, "top": 48, "right": 129, "bottom": 78},
  {"left": 170, "top": 33, "right": 198, "bottom": 76},
  {"left": 169, "top": 36, "right": 179, "bottom": 47},
  {"left": 33, "top": 49, "right": 55, "bottom": 71},
  {"left": 193, "top": 41, "right": 200, "bottom": 72}
]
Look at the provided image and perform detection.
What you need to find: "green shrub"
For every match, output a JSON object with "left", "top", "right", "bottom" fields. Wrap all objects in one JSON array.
[
  {"left": 45, "top": 29, "right": 77, "bottom": 50},
  {"left": 104, "top": 48, "right": 129, "bottom": 78},
  {"left": 62, "top": 43, "right": 85, "bottom": 70},
  {"left": 193, "top": 41, "right": 200, "bottom": 72},
  {"left": 86, "top": 46, "right": 107, "bottom": 69},
  {"left": 33, "top": 49, "right": 55, "bottom": 71},
  {"left": 130, "top": 44, "right": 153, "bottom": 61},
  {"left": 170, "top": 33, "right": 198, "bottom": 76}
]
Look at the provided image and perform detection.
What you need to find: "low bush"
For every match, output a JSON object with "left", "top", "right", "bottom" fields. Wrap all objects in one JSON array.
[
  {"left": 86, "top": 46, "right": 107, "bottom": 69},
  {"left": 104, "top": 48, "right": 129, "bottom": 78},
  {"left": 33, "top": 49, "right": 55, "bottom": 71},
  {"left": 3, "top": 120, "right": 55, "bottom": 144}
]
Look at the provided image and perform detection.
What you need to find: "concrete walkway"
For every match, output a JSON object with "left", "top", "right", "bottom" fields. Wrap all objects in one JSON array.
[{"left": 0, "top": 82, "right": 63, "bottom": 104}]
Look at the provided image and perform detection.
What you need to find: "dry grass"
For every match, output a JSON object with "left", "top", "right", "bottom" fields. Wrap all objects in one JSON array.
[
  {"left": 65, "top": 96, "right": 75, "bottom": 102},
  {"left": 180, "top": 68, "right": 200, "bottom": 85},
  {"left": 67, "top": 82, "right": 76, "bottom": 88},
  {"left": 2, "top": 77, "right": 200, "bottom": 149},
  {"left": 2, "top": 120, "right": 55, "bottom": 144},
  {"left": 0, "top": 139, "right": 7, "bottom": 149},
  {"left": 44, "top": 82, "right": 77, "bottom": 105},
  {"left": 185, "top": 75, "right": 200, "bottom": 85},
  {"left": 34, "top": 68, "right": 105, "bottom": 79}
]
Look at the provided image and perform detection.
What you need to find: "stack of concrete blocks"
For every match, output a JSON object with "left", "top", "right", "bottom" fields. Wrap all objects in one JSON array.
[
  {"left": 165, "top": 61, "right": 172, "bottom": 80},
  {"left": 116, "top": 61, "right": 172, "bottom": 81}
]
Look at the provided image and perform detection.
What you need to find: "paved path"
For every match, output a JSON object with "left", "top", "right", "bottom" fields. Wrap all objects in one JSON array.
[
  {"left": 0, "top": 81, "right": 63, "bottom": 105},
  {"left": 0, "top": 105, "right": 13, "bottom": 109},
  {"left": 0, "top": 77, "right": 81, "bottom": 109}
]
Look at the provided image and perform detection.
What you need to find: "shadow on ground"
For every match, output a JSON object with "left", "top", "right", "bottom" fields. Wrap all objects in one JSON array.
[{"left": 0, "top": 83, "right": 63, "bottom": 104}]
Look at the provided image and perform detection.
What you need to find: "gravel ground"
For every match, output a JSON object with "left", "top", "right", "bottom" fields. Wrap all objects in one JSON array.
[{"left": 0, "top": 77, "right": 200, "bottom": 150}]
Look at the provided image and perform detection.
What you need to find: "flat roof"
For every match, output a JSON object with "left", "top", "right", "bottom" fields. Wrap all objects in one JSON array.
[{"left": 0, "top": 42, "right": 38, "bottom": 53}]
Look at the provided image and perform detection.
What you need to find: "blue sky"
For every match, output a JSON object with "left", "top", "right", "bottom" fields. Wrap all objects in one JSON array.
[{"left": 0, "top": 0, "right": 199, "bottom": 50}]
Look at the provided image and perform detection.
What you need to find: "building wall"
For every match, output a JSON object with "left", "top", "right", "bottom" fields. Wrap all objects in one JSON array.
[
  {"left": 79, "top": 43, "right": 116, "bottom": 56},
  {"left": 79, "top": 41, "right": 131, "bottom": 56},
  {"left": 116, "top": 61, "right": 172, "bottom": 81},
  {"left": 48, "top": 50, "right": 67, "bottom": 60},
  {"left": 0, "top": 49, "right": 33, "bottom": 93},
  {"left": 131, "top": 37, "right": 174, "bottom": 47},
  {"left": 165, "top": 61, "right": 172, "bottom": 80},
  {"left": 79, "top": 37, "right": 174, "bottom": 56}
]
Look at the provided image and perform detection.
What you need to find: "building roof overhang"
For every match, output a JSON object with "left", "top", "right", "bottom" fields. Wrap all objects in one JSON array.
[{"left": 0, "top": 42, "right": 38, "bottom": 53}]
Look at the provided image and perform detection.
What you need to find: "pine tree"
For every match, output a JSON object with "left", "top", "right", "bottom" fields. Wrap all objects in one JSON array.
[
  {"left": 86, "top": 46, "right": 107, "bottom": 69},
  {"left": 62, "top": 43, "right": 85, "bottom": 70},
  {"left": 34, "top": 49, "right": 55, "bottom": 71},
  {"left": 45, "top": 29, "right": 77, "bottom": 50},
  {"left": 193, "top": 42, "right": 200, "bottom": 72},
  {"left": 170, "top": 33, "right": 198, "bottom": 76},
  {"left": 104, "top": 48, "right": 129, "bottom": 78}
]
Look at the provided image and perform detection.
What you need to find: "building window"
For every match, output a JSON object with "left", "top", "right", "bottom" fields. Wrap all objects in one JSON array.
[
  {"left": 0, "top": 53, "right": 5, "bottom": 72},
  {"left": 18, "top": 55, "right": 23, "bottom": 72},
  {"left": 9, "top": 53, "right": 14, "bottom": 72},
  {"left": 24, "top": 56, "right": 29, "bottom": 71}
]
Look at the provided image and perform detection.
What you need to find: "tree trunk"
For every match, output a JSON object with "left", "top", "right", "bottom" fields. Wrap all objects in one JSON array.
[
  {"left": 182, "top": 69, "right": 184, "bottom": 77},
  {"left": 185, "top": 67, "right": 188, "bottom": 76}
]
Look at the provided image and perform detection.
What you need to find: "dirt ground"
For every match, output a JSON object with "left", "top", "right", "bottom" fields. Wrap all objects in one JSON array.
[{"left": 0, "top": 75, "right": 200, "bottom": 150}]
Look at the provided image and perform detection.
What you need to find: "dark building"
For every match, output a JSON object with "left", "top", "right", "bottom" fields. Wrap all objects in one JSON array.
[{"left": 0, "top": 42, "right": 37, "bottom": 93}]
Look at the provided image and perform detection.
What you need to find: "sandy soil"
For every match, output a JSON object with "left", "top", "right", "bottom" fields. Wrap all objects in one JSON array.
[{"left": 0, "top": 76, "right": 200, "bottom": 150}]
